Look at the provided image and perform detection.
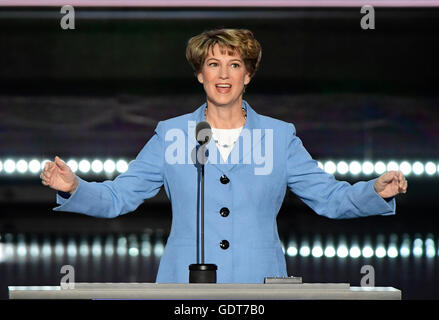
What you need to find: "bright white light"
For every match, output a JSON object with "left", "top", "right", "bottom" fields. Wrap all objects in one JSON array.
[
  {"left": 67, "top": 242, "right": 77, "bottom": 257},
  {"left": 362, "top": 161, "right": 374, "bottom": 175},
  {"left": 336, "top": 161, "right": 349, "bottom": 175},
  {"left": 0, "top": 160, "right": 2, "bottom": 172},
  {"left": 362, "top": 246, "right": 374, "bottom": 258},
  {"left": 387, "top": 161, "right": 399, "bottom": 171},
  {"left": 67, "top": 160, "right": 78, "bottom": 173},
  {"left": 129, "top": 247, "right": 139, "bottom": 257},
  {"left": 375, "top": 246, "right": 387, "bottom": 258},
  {"left": 413, "top": 238, "right": 423, "bottom": 247},
  {"left": 117, "top": 245, "right": 127, "bottom": 256},
  {"left": 4, "top": 159, "right": 16, "bottom": 174},
  {"left": 317, "top": 161, "right": 323, "bottom": 170},
  {"left": 78, "top": 160, "right": 91, "bottom": 173},
  {"left": 141, "top": 241, "right": 151, "bottom": 257},
  {"left": 426, "top": 246, "right": 436, "bottom": 258},
  {"left": 29, "top": 243, "right": 39, "bottom": 257},
  {"left": 400, "top": 245, "right": 410, "bottom": 258},
  {"left": 324, "top": 246, "right": 336, "bottom": 258},
  {"left": 16, "top": 160, "right": 28, "bottom": 174},
  {"left": 28, "top": 159, "right": 41, "bottom": 174},
  {"left": 349, "top": 246, "right": 361, "bottom": 258},
  {"left": 425, "top": 162, "right": 436, "bottom": 175},
  {"left": 413, "top": 246, "right": 423, "bottom": 257},
  {"left": 41, "top": 243, "right": 52, "bottom": 257},
  {"left": 79, "top": 243, "right": 89, "bottom": 256},
  {"left": 336, "top": 245, "right": 349, "bottom": 258},
  {"left": 54, "top": 243, "right": 64, "bottom": 257},
  {"left": 17, "top": 244, "right": 27, "bottom": 257},
  {"left": 311, "top": 246, "right": 323, "bottom": 258},
  {"left": 91, "top": 160, "right": 103, "bottom": 174},
  {"left": 387, "top": 246, "right": 398, "bottom": 258},
  {"left": 154, "top": 243, "right": 164, "bottom": 257},
  {"left": 374, "top": 161, "right": 386, "bottom": 175},
  {"left": 287, "top": 246, "right": 298, "bottom": 257},
  {"left": 104, "top": 242, "right": 114, "bottom": 256},
  {"left": 324, "top": 161, "right": 336, "bottom": 175},
  {"left": 412, "top": 161, "right": 424, "bottom": 175},
  {"left": 349, "top": 161, "right": 362, "bottom": 175},
  {"left": 104, "top": 159, "right": 116, "bottom": 174},
  {"left": 299, "top": 246, "right": 310, "bottom": 257},
  {"left": 116, "top": 160, "right": 129, "bottom": 173},
  {"left": 413, "top": 238, "right": 423, "bottom": 257},
  {"left": 399, "top": 161, "right": 411, "bottom": 176},
  {"left": 92, "top": 243, "right": 102, "bottom": 256}
]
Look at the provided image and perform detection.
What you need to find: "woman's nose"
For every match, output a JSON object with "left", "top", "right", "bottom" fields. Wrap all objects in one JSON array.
[{"left": 219, "top": 66, "right": 229, "bottom": 78}]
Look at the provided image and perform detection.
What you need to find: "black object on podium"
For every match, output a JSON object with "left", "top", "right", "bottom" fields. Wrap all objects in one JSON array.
[{"left": 189, "top": 121, "right": 217, "bottom": 283}]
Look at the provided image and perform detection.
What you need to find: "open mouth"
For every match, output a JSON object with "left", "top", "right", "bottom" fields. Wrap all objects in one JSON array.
[{"left": 215, "top": 84, "right": 232, "bottom": 93}]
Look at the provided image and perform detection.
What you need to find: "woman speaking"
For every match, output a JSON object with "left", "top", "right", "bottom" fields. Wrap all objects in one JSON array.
[{"left": 40, "top": 28, "right": 408, "bottom": 284}]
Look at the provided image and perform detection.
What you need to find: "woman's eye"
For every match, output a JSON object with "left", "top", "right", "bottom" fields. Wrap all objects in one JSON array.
[
  {"left": 208, "top": 62, "right": 218, "bottom": 67},
  {"left": 231, "top": 63, "right": 240, "bottom": 68}
]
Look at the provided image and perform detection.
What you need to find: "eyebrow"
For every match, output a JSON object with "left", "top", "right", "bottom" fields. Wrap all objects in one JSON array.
[{"left": 206, "top": 57, "right": 243, "bottom": 63}]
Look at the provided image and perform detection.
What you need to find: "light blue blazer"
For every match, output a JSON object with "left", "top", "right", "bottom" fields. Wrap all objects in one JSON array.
[{"left": 54, "top": 100, "right": 396, "bottom": 283}]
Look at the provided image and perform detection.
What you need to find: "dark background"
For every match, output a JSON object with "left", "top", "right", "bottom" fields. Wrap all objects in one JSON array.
[{"left": 0, "top": 6, "right": 438, "bottom": 299}]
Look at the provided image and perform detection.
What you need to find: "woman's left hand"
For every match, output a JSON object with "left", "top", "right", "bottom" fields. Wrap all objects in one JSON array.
[{"left": 374, "top": 170, "right": 408, "bottom": 199}]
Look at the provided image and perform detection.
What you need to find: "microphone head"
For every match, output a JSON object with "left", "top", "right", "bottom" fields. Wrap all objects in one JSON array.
[{"left": 195, "top": 121, "right": 212, "bottom": 145}]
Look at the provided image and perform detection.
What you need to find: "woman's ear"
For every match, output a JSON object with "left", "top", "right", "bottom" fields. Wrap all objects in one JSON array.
[
  {"left": 244, "top": 72, "right": 251, "bottom": 85},
  {"left": 197, "top": 72, "right": 204, "bottom": 84}
]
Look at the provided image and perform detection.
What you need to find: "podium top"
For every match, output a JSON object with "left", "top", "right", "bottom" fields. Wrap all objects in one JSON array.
[{"left": 8, "top": 283, "right": 401, "bottom": 300}]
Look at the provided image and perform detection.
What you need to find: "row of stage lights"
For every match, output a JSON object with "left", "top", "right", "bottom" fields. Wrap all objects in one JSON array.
[
  {"left": 0, "top": 233, "right": 437, "bottom": 263},
  {"left": 0, "top": 158, "right": 438, "bottom": 177},
  {"left": 286, "top": 234, "right": 437, "bottom": 259}
]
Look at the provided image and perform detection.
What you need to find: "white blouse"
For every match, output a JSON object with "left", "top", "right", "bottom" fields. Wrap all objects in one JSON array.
[{"left": 211, "top": 126, "right": 244, "bottom": 162}]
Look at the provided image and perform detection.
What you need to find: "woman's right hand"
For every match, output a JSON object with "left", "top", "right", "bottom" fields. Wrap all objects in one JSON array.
[{"left": 40, "top": 156, "right": 78, "bottom": 194}]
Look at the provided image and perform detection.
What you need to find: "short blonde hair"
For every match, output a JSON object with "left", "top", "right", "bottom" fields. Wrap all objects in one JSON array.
[{"left": 186, "top": 28, "right": 262, "bottom": 78}]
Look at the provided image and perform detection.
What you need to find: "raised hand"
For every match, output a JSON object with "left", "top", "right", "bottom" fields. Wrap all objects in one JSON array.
[
  {"left": 40, "top": 156, "right": 78, "bottom": 194},
  {"left": 374, "top": 170, "right": 407, "bottom": 199}
]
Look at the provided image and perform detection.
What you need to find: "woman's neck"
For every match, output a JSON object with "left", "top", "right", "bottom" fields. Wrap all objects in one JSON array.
[{"left": 205, "top": 100, "right": 246, "bottom": 129}]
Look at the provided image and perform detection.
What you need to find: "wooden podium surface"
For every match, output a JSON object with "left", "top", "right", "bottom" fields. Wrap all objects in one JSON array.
[{"left": 8, "top": 283, "right": 401, "bottom": 300}]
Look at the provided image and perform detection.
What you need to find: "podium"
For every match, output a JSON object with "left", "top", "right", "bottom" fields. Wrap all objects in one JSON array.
[{"left": 8, "top": 283, "right": 401, "bottom": 300}]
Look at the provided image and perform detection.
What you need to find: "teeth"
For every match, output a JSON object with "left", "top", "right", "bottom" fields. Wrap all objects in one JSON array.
[{"left": 216, "top": 84, "right": 231, "bottom": 88}]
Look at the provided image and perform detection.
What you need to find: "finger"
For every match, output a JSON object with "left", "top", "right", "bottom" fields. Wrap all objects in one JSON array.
[
  {"left": 42, "top": 171, "right": 51, "bottom": 180},
  {"left": 398, "top": 171, "right": 404, "bottom": 188},
  {"left": 382, "top": 171, "right": 396, "bottom": 183},
  {"left": 55, "top": 156, "right": 67, "bottom": 169}
]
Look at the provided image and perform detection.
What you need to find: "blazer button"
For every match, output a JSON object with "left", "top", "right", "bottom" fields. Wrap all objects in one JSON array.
[
  {"left": 220, "top": 207, "right": 230, "bottom": 217},
  {"left": 220, "top": 240, "right": 230, "bottom": 250},
  {"left": 220, "top": 175, "right": 230, "bottom": 184}
]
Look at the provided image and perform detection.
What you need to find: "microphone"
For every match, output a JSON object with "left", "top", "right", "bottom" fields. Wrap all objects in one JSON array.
[
  {"left": 195, "top": 121, "right": 212, "bottom": 145},
  {"left": 189, "top": 120, "right": 217, "bottom": 283}
]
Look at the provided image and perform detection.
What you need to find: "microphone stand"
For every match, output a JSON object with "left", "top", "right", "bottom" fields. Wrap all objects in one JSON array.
[{"left": 189, "top": 140, "right": 217, "bottom": 283}]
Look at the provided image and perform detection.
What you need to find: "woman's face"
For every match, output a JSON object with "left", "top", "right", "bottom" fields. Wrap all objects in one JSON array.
[{"left": 197, "top": 44, "right": 251, "bottom": 109}]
